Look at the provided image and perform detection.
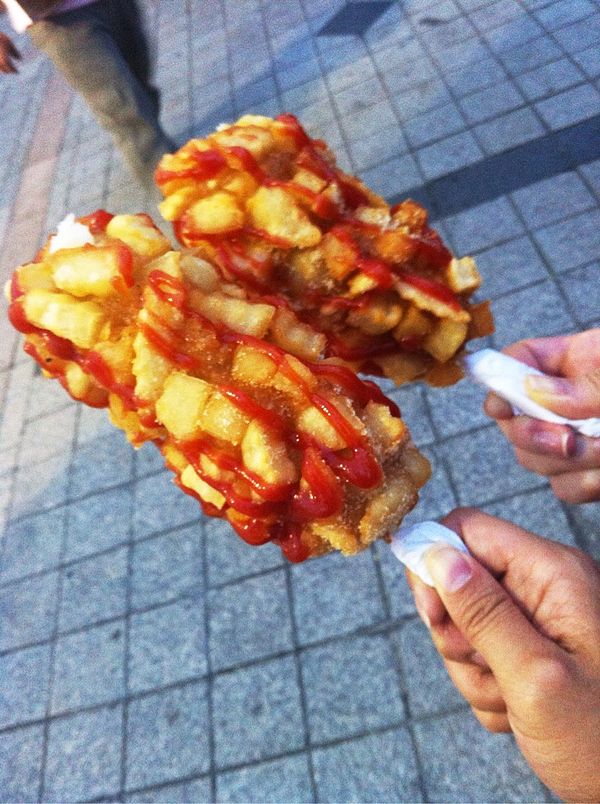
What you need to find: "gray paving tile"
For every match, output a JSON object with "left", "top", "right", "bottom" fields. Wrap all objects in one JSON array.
[
  {"left": 445, "top": 56, "right": 507, "bottom": 98},
  {"left": 135, "top": 441, "right": 166, "bottom": 477},
  {"left": 374, "top": 541, "right": 418, "bottom": 619},
  {"left": 392, "top": 78, "right": 453, "bottom": 122},
  {"left": 482, "top": 486, "right": 578, "bottom": 547},
  {"left": 64, "top": 486, "right": 132, "bottom": 561},
  {"left": 499, "top": 34, "right": 563, "bottom": 75},
  {"left": 417, "top": 129, "right": 484, "bottom": 181},
  {"left": 395, "top": 619, "right": 464, "bottom": 715},
  {"left": 208, "top": 568, "right": 293, "bottom": 671},
  {"left": 331, "top": 75, "right": 388, "bottom": 119},
  {"left": 558, "top": 261, "right": 600, "bottom": 325},
  {"left": 403, "top": 101, "right": 466, "bottom": 149},
  {"left": 43, "top": 704, "right": 123, "bottom": 803},
  {"left": 573, "top": 44, "right": 600, "bottom": 80},
  {"left": 0, "top": 724, "right": 44, "bottom": 803},
  {"left": 579, "top": 158, "right": 600, "bottom": 197},
  {"left": 414, "top": 710, "right": 545, "bottom": 802},
  {"left": 132, "top": 523, "right": 203, "bottom": 609},
  {"left": 217, "top": 755, "right": 313, "bottom": 803},
  {"left": 566, "top": 499, "right": 600, "bottom": 562},
  {"left": 0, "top": 507, "right": 65, "bottom": 583},
  {"left": 126, "top": 777, "right": 212, "bottom": 803},
  {"left": 359, "top": 152, "right": 422, "bottom": 198},
  {"left": 0, "top": 570, "right": 59, "bottom": 651},
  {"left": 213, "top": 655, "right": 305, "bottom": 768},
  {"left": 313, "top": 727, "right": 423, "bottom": 803},
  {"left": 0, "top": 644, "right": 51, "bottom": 728},
  {"left": 381, "top": 53, "right": 439, "bottom": 96},
  {"left": 129, "top": 598, "right": 207, "bottom": 694},
  {"left": 401, "top": 445, "right": 458, "bottom": 526},
  {"left": 535, "top": 0, "right": 597, "bottom": 32},
  {"left": 535, "top": 83, "right": 600, "bottom": 130},
  {"left": 302, "top": 633, "right": 405, "bottom": 742},
  {"left": 10, "top": 453, "right": 70, "bottom": 519},
  {"left": 50, "top": 621, "right": 125, "bottom": 714},
  {"left": 443, "top": 196, "right": 525, "bottom": 254},
  {"left": 474, "top": 106, "right": 546, "bottom": 155},
  {"left": 126, "top": 682, "right": 210, "bottom": 790},
  {"left": 424, "top": 376, "right": 489, "bottom": 438},
  {"left": 516, "top": 58, "right": 586, "bottom": 101},
  {"left": 133, "top": 471, "right": 200, "bottom": 540},
  {"left": 58, "top": 546, "right": 128, "bottom": 632},
  {"left": 25, "top": 373, "right": 73, "bottom": 420},
  {"left": 384, "top": 382, "right": 435, "bottom": 446},
  {"left": 533, "top": 210, "right": 600, "bottom": 272},
  {"left": 459, "top": 78, "right": 524, "bottom": 124},
  {"left": 485, "top": 15, "right": 544, "bottom": 54},
  {"left": 348, "top": 124, "right": 409, "bottom": 172},
  {"left": 437, "top": 424, "right": 543, "bottom": 506},
  {"left": 291, "top": 550, "right": 385, "bottom": 645},
  {"left": 205, "top": 516, "right": 283, "bottom": 588},
  {"left": 511, "top": 170, "right": 596, "bottom": 230},
  {"left": 69, "top": 430, "right": 134, "bottom": 499},
  {"left": 468, "top": 0, "right": 523, "bottom": 32}
]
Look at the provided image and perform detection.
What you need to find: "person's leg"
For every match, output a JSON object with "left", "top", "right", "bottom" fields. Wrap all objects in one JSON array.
[{"left": 29, "top": 5, "right": 174, "bottom": 194}]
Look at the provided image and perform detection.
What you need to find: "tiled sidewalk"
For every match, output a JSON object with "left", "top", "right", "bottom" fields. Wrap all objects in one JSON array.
[{"left": 1, "top": 0, "right": 600, "bottom": 801}]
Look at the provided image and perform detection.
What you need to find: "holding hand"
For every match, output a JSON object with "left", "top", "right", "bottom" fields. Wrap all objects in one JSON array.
[
  {"left": 0, "top": 32, "right": 20, "bottom": 74},
  {"left": 485, "top": 329, "right": 600, "bottom": 502},
  {"left": 408, "top": 508, "right": 600, "bottom": 803}
]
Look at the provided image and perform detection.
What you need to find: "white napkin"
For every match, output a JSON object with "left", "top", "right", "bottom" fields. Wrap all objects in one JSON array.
[
  {"left": 462, "top": 348, "right": 600, "bottom": 438},
  {"left": 48, "top": 214, "right": 94, "bottom": 254},
  {"left": 390, "top": 521, "right": 469, "bottom": 586}
]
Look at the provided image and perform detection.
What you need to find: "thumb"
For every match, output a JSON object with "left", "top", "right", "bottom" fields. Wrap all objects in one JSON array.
[
  {"left": 525, "top": 368, "right": 600, "bottom": 419},
  {"left": 424, "top": 545, "right": 550, "bottom": 695}
]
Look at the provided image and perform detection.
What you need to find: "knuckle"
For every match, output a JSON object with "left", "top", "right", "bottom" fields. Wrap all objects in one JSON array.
[
  {"left": 523, "top": 656, "right": 572, "bottom": 708},
  {"left": 457, "top": 588, "right": 514, "bottom": 645}
]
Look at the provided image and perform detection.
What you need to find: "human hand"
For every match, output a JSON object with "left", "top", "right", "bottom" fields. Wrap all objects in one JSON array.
[
  {"left": 485, "top": 329, "right": 600, "bottom": 502},
  {"left": 407, "top": 508, "right": 600, "bottom": 803},
  {"left": 0, "top": 32, "right": 20, "bottom": 74}
]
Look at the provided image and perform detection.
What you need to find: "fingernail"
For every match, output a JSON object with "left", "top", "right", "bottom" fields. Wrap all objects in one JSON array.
[
  {"left": 425, "top": 546, "right": 473, "bottom": 593},
  {"left": 414, "top": 595, "right": 431, "bottom": 629},
  {"left": 525, "top": 374, "right": 570, "bottom": 402}
]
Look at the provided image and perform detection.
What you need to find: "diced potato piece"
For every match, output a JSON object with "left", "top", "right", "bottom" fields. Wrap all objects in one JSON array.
[
  {"left": 159, "top": 185, "right": 204, "bottom": 221},
  {"left": 247, "top": 186, "right": 322, "bottom": 248},
  {"left": 310, "top": 522, "right": 359, "bottom": 555},
  {"left": 147, "top": 250, "right": 182, "bottom": 279},
  {"left": 50, "top": 245, "right": 128, "bottom": 297},
  {"left": 232, "top": 345, "right": 278, "bottom": 385},
  {"left": 394, "top": 305, "right": 431, "bottom": 339},
  {"left": 212, "top": 124, "right": 275, "bottom": 159},
  {"left": 180, "top": 255, "right": 220, "bottom": 292},
  {"left": 106, "top": 214, "right": 171, "bottom": 259},
  {"left": 180, "top": 464, "right": 226, "bottom": 509},
  {"left": 404, "top": 446, "right": 432, "bottom": 488},
  {"left": 155, "top": 371, "right": 212, "bottom": 439},
  {"left": 132, "top": 330, "right": 173, "bottom": 402},
  {"left": 241, "top": 420, "right": 297, "bottom": 486},
  {"left": 347, "top": 272, "right": 378, "bottom": 296},
  {"left": 269, "top": 308, "right": 326, "bottom": 361},
  {"left": 297, "top": 395, "right": 364, "bottom": 450},
  {"left": 292, "top": 169, "right": 327, "bottom": 194},
  {"left": 353, "top": 206, "right": 391, "bottom": 228},
  {"left": 186, "top": 192, "right": 244, "bottom": 234},
  {"left": 395, "top": 278, "right": 470, "bottom": 323},
  {"left": 322, "top": 231, "right": 358, "bottom": 281},
  {"left": 363, "top": 402, "right": 407, "bottom": 454},
  {"left": 64, "top": 362, "right": 94, "bottom": 399},
  {"left": 359, "top": 472, "right": 420, "bottom": 543},
  {"left": 424, "top": 360, "right": 464, "bottom": 387},
  {"left": 286, "top": 249, "right": 329, "bottom": 289},
  {"left": 446, "top": 256, "right": 481, "bottom": 293},
  {"left": 222, "top": 172, "right": 259, "bottom": 198},
  {"left": 199, "top": 391, "right": 249, "bottom": 445},
  {"left": 23, "top": 289, "right": 107, "bottom": 349},
  {"left": 191, "top": 292, "right": 275, "bottom": 337},
  {"left": 377, "top": 353, "right": 429, "bottom": 385},
  {"left": 423, "top": 318, "right": 469, "bottom": 362},
  {"left": 13, "top": 262, "right": 55, "bottom": 293},
  {"left": 467, "top": 300, "right": 495, "bottom": 338},
  {"left": 271, "top": 355, "right": 316, "bottom": 404},
  {"left": 347, "top": 296, "right": 403, "bottom": 335}
]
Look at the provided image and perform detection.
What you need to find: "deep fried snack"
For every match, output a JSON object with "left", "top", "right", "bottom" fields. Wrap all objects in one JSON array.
[
  {"left": 7, "top": 211, "right": 430, "bottom": 561},
  {"left": 156, "top": 114, "right": 494, "bottom": 387}
]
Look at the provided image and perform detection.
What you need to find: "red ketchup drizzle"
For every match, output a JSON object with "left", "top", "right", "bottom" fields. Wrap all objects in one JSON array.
[
  {"left": 290, "top": 447, "right": 343, "bottom": 522},
  {"left": 396, "top": 271, "right": 462, "bottom": 312},
  {"left": 78, "top": 209, "right": 114, "bottom": 234},
  {"left": 154, "top": 148, "right": 227, "bottom": 184},
  {"left": 357, "top": 257, "right": 393, "bottom": 290}
]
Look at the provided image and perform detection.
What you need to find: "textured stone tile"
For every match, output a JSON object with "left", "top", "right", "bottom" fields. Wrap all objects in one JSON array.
[
  {"left": 302, "top": 634, "right": 405, "bottom": 742},
  {"left": 533, "top": 210, "right": 600, "bottom": 272},
  {"left": 392, "top": 78, "right": 453, "bottom": 121},
  {"left": 566, "top": 500, "right": 600, "bottom": 562},
  {"left": 131, "top": 523, "right": 203, "bottom": 609},
  {"left": 395, "top": 619, "right": 463, "bottom": 715},
  {"left": 0, "top": 643, "right": 51, "bottom": 728},
  {"left": 424, "top": 378, "right": 489, "bottom": 439},
  {"left": 474, "top": 106, "right": 546, "bottom": 155},
  {"left": 69, "top": 430, "right": 133, "bottom": 499},
  {"left": 0, "top": 507, "right": 65, "bottom": 583},
  {"left": 213, "top": 655, "right": 304, "bottom": 768},
  {"left": 515, "top": 58, "right": 586, "bottom": 101},
  {"left": 468, "top": 0, "right": 523, "bottom": 31},
  {"left": 129, "top": 598, "right": 207, "bottom": 693},
  {"left": 445, "top": 57, "right": 507, "bottom": 98},
  {"left": 64, "top": 486, "right": 132, "bottom": 561},
  {"left": 331, "top": 75, "right": 387, "bottom": 119},
  {"left": 18, "top": 406, "right": 76, "bottom": 468},
  {"left": 403, "top": 102, "right": 466, "bottom": 149},
  {"left": 535, "top": 0, "right": 597, "bottom": 31},
  {"left": 459, "top": 78, "right": 524, "bottom": 124},
  {"left": 417, "top": 130, "right": 484, "bottom": 181},
  {"left": 485, "top": 15, "right": 544, "bottom": 54},
  {"left": 348, "top": 124, "right": 408, "bottom": 172},
  {"left": 205, "top": 516, "right": 283, "bottom": 587},
  {"left": 0, "top": 570, "right": 59, "bottom": 651},
  {"left": 359, "top": 152, "right": 422, "bottom": 198},
  {"left": 43, "top": 704, "right": 123, "bottom": 802},
  {"left": 512, "top": 171, "right": 596, "bottom": 229},
  {"left": 470, "top": 234, "right": 549, "bottom": 298},
  {"left": 374, "top": 541, "right": 418, "bottom": 619},
  {"left": 381, "top": 53, "right": 439, "bottom": 95},
  {"left": 313, "top": 727, "right": 422, "bottom": 803},
  {"left": 126, "top": 682, "right": 211, "bottom": 789},
  {"left": 11, "top": 453, "right": 70, "bottom": 519},
  {"left": 0, "top": 724, "right": 44, "bottom": 803},
  {"left": 482, "top": 486, "right": 578, "bottom": 547},
  {"left": 291, "top": 550, "right": 384, "bottom": 645},
  {"left": 535, "top": 83, "right": 600, "bottom": 129},
  {"left": 573, "top": 44, "right": 600, "bottom": 79},
  {"left": 50, "top": 621, "right": 125, "bottom": 713},
  {"left": 25, "top": 373, "right": 73, "bottom": 420},
  {"left": 400, "top": 445, "right": 457, "bottom": 526},
  {"left": 126, "top": 777, "right": 212, "bottom": 803},
  {"left": 380, "top": 382, "right": 435, "bottom": 446},
  {"left": 134, "top": 441, "right": 166, "bottom": 477},
  {"left": 437, "top": 424, "right": 542, "bottom": 506},
  {"left": 133, "top": 471, "right": 200, "bottom": 539},
  {"left": 558, "top": 262, "right": 600, "bottom": 325},
  {"left": 217, "top": 755, "right": 313, "bottom": 803},
  {"left": 58, "top": 547, "right": 128, "bottom": 632},
  {"left": 492, "top": 280, "right": 575, "bottom": 345},
  {"left": 209, "top": 569, "right": 293, "bottom": 670},
  {"left": 443, "top": 196, "right": 525, "bottom": 254},
  {"left": 414, "top": 710, "right": 545, "bottom": 801}
]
